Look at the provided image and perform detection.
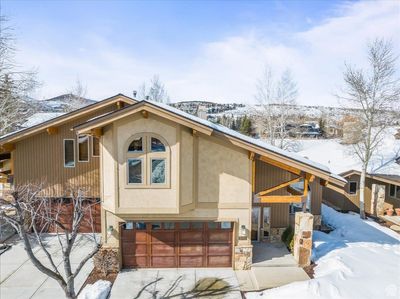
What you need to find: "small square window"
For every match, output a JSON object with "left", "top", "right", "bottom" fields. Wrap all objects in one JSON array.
[
  {"left": 152, "top": 222, "right": 162, "bottom": 230},
  {"left": 207, "top": 222, "right": 218, "bottom": 229},
  {"left": 151, "top": 159, "right": 166, "bottom": 184},
  {"left": 179, "top": 222, "right": 190, "bottom": 229},
  {"left": 135, "top": 222, "right": 146, "bottom": 230},
  {"left": 128, "top": 159, "right": 142, "bottom": 184},
  {"left": 349, "top": 182, "right": 357, "bottom": 195},
  {"left": 163, "top": 222, "right": 175, "bottom": 229},
  {"left": 221, "top": 222, "right": 232, "bottom": 229},
  {"left": 191, "top": 222, "right": 204, "bottom": 229}
]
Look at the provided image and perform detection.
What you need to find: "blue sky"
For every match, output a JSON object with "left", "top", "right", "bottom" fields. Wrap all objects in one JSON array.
[{"left": 3, "top": 0, "right": 400, "bottom": 105}]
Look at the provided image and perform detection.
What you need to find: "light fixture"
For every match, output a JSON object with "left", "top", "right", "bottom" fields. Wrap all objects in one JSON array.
[
  {"left": 239, "top": 225, "right": 247, "bottom": 238},
  {"left": 107, "top": 225, "right": 114, "bottom": 235}
]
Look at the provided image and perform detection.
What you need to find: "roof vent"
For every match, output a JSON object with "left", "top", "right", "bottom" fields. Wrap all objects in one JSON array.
[{"left": 132, "top": 90, "right": 137, "bottom": 98}]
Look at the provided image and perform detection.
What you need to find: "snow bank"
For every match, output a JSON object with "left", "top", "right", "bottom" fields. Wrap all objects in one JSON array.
[
  {"left": 246, "top": 205, "right": 400, "bottom": 299},
  {"left": 78, "top": 280, "right": 111, "bottom": 299}
]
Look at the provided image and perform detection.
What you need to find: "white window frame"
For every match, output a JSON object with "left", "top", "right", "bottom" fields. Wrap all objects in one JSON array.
[
  {"left": 349, "top": 181, "right": 358, "bottom": 195},
  {"left": 127, "top": 158, "right": 144, "bottom": 185},
  {"left": 125, "top": 133, "right": 170, "bottom": 188},
  {"left": 77, "top": 134, "right": 90, "bottom": 163},
  {"left": 91, "top": 136, "right": 100, "bottom": 157},
  {"left": 63, "top": 139, "right": 75, "bottom": 168}
]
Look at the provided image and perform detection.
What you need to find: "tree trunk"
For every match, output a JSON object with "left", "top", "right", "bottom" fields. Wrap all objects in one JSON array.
[{"left": 359, "top": 166, "right": 367, "bottom": 219}]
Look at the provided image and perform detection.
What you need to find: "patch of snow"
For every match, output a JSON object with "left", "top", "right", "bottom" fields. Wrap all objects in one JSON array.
[
  {"left": 22, "top": 112, "right": 66, "bottom": 128},
  {"left": 246, "top": 205, "right": 400, "bottom": 299},
  {"left": 78, "top": 280, "right": 111, "bottom": 299},
  {"left": 296, "top": 128, "right": 400, "bottom": 175}
]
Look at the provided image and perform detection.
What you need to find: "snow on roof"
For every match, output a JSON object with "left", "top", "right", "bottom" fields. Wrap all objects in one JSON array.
[
  {"left": 22, "top": 112, "right": 66, "bottom": 128},
  {"left": 142, "top": 100, "right": 343, "bottom": 177},
  {"left": 372, "top": 156, "right": 400, "bottom": 177}
]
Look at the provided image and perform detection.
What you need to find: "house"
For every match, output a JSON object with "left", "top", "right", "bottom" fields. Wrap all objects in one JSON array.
[
  {"left": 323, "top": 157, "right": 400, "bottom": 215},
  {"left": 0, "top": 94, "right": 345, "bottom": 270}
]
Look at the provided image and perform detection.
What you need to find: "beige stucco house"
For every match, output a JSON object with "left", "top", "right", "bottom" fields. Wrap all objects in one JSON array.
[{"left": 0, "top": 94, "right": 345, "bottom": 269}]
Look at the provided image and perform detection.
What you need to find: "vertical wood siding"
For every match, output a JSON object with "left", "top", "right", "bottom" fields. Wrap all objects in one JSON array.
[
  {"left": 14, "top": 105, "right": 117, "bottom": 198},
  {"left": 255, "top": 159, "right": 292, "bottom": 228}
]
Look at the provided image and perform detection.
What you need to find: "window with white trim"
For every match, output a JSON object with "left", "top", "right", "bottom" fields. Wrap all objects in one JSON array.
[
  {"left": 389, "top": 184, "right": 396, "bottom": 198},
  {"left": 64, "top": 139, "right": 75, "bottom": 167},
  {"left": 126, "top": 134, "right": 169, "bottom": 186},
  {"left": 92, "top": 136, "right": 100, "bottom": 157},
  {"left": 349, "top": 181, "right": 357, "bottom": 195},
  {"left": 78, "top": 134, "right": 89, "bottom": 162}
]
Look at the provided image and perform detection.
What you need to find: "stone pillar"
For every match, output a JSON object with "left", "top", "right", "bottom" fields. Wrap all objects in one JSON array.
[
  {"left": 234, "top": 245, "right": 253, "bottom": 270},
  {"left": 371, "top": 184, "right": 386, "bottom": 216},
  {"left": 293, "top": 212, "right": 313, "bottom": 267},
  {"left": 93, "top": 246, "right": 120, "bottom": 275}
]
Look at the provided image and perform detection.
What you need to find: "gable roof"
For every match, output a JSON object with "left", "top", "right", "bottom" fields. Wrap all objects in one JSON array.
[
  {"left": 0, "top": 94, "right": 136, "bottom": 146},
  {"left": 74, "top": 98, "right": 346, "bottom": 186}
]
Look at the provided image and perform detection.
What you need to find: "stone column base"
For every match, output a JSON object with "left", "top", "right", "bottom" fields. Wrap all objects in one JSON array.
[
  {"left": 93, "top": 246, "right": 120, "bottom": 275},
  {"left": 234, "top": 245, "right": 253, "bottom": 270},
  {"left": 294, "top": 212, "right": 313, "bottom": 267}
]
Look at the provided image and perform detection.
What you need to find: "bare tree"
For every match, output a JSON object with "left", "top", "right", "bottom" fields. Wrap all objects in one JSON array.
[
  {"left": 64, "top": 78, "right": 88, "bottom": 112},
  {"left": 0, "top": 16, "right": 38, "bottom": 135},
  {"left": 338, "top": 38, "right": 400, "bottom": 219},
  {"left": 0, "top": 184, "right": 101, "bottom": 299},
  {"left": 254, "top": 66, "right": 299, "bottom": 150},
  {"left": 138, "top": 74, "right": 170, "bottom": 103}
]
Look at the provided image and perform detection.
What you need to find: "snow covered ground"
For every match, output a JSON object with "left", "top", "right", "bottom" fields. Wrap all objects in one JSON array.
[
  {"left": 246, "top": 205, "right": 400, "bottom": 299},
  {"left": 296, "top": 127, "right": 400, "bottom": 175}
]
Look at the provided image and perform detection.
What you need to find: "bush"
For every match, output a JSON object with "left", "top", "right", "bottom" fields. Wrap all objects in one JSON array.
[{"left": 281, "top": 226, "right": 294, "bottom": 252}]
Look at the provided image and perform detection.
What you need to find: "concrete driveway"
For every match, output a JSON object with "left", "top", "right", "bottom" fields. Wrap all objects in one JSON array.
[
  {"left": 0, "top": 234, "right": 97, "bottom": 299},
  {"left": 110, "top": 268, "right": 242, "bottom": 299}
]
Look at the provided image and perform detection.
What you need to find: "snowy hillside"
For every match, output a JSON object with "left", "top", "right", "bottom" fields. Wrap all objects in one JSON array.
[
  {"left": 247, "top": 204, "right": 400, "bottom": 299},
  {"left": 296, "top": 127, "right": 400, "bottom": 175}
]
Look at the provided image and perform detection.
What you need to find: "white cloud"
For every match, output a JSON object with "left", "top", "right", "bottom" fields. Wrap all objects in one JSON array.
[{"left": 18, "top": 1, "right": 400, "bottom": 106}]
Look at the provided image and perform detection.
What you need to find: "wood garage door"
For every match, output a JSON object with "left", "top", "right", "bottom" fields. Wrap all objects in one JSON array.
[{"left": 121, "top": 221, "right": 233, "bottom": 268}]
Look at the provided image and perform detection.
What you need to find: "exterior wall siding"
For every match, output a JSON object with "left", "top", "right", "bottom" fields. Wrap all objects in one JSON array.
[
  {"left": 322, "top": 174, "right": 400, "bottom": 213},
  {"left": 14, "top": 105, "right": 118, "bottom": 198}
]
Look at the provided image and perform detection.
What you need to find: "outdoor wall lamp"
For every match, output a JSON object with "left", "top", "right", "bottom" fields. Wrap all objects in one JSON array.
[
  {"left": 107, "top": 225, "right": 114, "bottom": 235},
  {"left": 239, "top": 225, "right": 247, "bottom": 238}
]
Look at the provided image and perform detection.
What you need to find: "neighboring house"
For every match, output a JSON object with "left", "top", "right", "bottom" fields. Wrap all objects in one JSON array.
[
  {"left": 323, "top": 157, "right": 400, "bottom": 214},
  {"left": 0, "top": 94, "right": 345, "bottom": 270}
]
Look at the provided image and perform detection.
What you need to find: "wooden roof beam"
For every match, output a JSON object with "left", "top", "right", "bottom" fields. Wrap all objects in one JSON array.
[
  {"left": 46, "top": 127, "right": 58, "bottom": 135},
  {"left": 257, "top": 177, "right": 302, "bottom": 196},
  {"left": 1, "top": 143, "right": 15, "bottom": 152},
  {"left": 259, "top": 195, "right": 306, "bottom": 204},
  {"left": 259, "top": 155, "right": 302, "bottom": 176},
  {"left": 91, "top": 128, "right": 103, "bottom": 137}
]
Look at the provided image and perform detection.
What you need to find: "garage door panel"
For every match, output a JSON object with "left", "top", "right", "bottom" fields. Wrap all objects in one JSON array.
[
  {"left": 152, "top": 231, "right": 175, "bottom": 243},
  {"left": 135, "top": 231, "right": 148, "bottom": 242},
  {"left": 152, "top": 256, "right": 176, "bottom": 268},
  {"left": 208, "top": 243, "right": 231, "bottom": 255},
  {"left": 179, "top": 231, "right": 203, "bottom": 242},
  {"left": 180, "top": 243, "right": 204, "bottom": 255},
  {"left": 208, "top": 231, "right": 231, "bottom": 242},
  {"left": 179, "top": 256, "right": 203, "bottom": 267},
  {"left": 134, "top": 244, "right": 147, "bottom": 255},
  {"left": 133, "top": 256, "right": 148, "bottom": 268},
  {"left": 152, "top": 243, "right": 175, "bottom": 255},
  {"left": 208, "top": 255, "right": 231, "bottom": 267}
]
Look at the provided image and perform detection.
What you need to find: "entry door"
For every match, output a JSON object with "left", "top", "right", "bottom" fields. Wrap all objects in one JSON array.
[{"left": 262, "top": 207, "right": 271, "bottom": 240}]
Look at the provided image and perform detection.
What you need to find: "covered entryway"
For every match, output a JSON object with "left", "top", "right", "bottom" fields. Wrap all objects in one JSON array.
[{"left": 121, "top": 221, "right": 233, "bottom": 268}]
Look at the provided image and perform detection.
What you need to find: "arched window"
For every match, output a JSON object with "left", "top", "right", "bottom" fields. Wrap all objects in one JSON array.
[{"left": 126, "top": 134, "right": 169, "bottom": 186}]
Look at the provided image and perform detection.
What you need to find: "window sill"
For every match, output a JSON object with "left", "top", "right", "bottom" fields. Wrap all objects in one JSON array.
[{"left": 124, "top": 184, "right": 171, "bottom": 189}]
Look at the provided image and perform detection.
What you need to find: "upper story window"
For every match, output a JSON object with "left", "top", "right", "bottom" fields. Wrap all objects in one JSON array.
[
  {"left": 349, "top": 181, "right": 357, "bottom": 195},
  {"left": 126, "top": 134, "right": 169, "bottom": 187},
  {"left": 92, "top": 136, "right": 100, "bottom": 157},
  {"left": 64, "top": 139, "right": 75, "bottom": 168},
  {"left": 390, "top": 184, "right": 400, "bottom": 200},
  {"left": 78, "top": 134, "right": 89, "bottom": 162}
]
